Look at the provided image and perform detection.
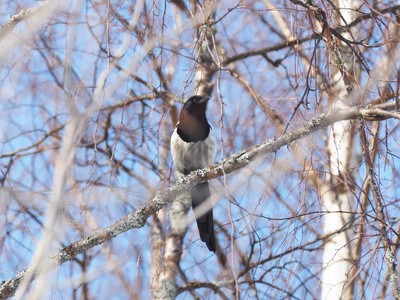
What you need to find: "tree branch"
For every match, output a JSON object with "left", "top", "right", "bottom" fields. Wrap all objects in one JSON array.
[
  {"left": 358, "top": 120, "right": 400, "bottom": 299},
  {"left": 1, "top": 101, "right": 399, "bottom": 299},
  {"left": 0, "top": 2, "right": 47, "bottom": 40}
]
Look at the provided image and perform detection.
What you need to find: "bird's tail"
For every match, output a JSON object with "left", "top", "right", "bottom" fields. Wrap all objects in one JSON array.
[{"left": 191, "top": 181, "right": 216, "bottom": 252}]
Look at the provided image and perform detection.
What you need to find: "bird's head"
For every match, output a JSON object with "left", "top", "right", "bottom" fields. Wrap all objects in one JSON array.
[
  {"left": 182, "top": 95, "right": 211, "bottom": 116},
  {"left": 176, "top": 95, "right": 212, "bottom": 142}
]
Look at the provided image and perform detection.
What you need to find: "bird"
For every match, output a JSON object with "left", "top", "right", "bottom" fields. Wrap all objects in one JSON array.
[{"left": 170, "top": 95, "right": 217, "bottom": 252}]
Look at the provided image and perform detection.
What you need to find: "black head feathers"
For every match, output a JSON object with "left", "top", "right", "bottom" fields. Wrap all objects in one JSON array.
[{"left": 176, "top": 95, "right": 212, "bottom": 143}]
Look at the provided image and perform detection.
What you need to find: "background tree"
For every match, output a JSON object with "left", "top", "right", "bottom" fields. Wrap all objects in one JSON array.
[{"left": 1, "top": 0, "right": 400, "bottom": 299}]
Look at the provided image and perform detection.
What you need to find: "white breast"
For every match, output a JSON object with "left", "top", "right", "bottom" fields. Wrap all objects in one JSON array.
[{"left": 171, "top": 127, "right": 217, "bottom": 177}]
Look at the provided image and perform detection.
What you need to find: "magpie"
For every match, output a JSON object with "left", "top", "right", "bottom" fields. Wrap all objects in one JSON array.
[{"left": 171, "top": 95, "right": 217, "bottom": 252}]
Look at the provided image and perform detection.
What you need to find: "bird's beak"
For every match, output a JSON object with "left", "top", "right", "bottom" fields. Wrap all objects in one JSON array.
[{"left": 198, "top": 96, "right": 211, "bottom": 104}]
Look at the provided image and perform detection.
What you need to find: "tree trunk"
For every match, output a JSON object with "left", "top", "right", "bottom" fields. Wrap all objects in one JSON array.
[{"left": 320, "top": 1, "right": 361, "bottom": 299}]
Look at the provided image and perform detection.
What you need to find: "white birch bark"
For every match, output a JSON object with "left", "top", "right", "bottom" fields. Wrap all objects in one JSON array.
[{"left": 320, "top": 1, "right": 361, "bottom": 299}]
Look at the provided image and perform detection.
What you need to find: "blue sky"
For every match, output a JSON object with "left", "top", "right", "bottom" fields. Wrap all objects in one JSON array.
[{"left": 1, "top": 1, "right": 400, "bottom": 299}]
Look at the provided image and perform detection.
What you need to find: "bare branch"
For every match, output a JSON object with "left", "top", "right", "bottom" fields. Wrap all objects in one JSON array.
[{"left": 1, "top": 99, "right": 394, "bottom": 298}]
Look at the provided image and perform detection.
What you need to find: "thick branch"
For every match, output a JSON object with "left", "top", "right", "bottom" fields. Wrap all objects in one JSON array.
[
  {"left": 0, "top": 2, "right": 48, "bottom": 40},
  {"left": 0, "top": 102, "right": 398, "bottom": 299}
]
